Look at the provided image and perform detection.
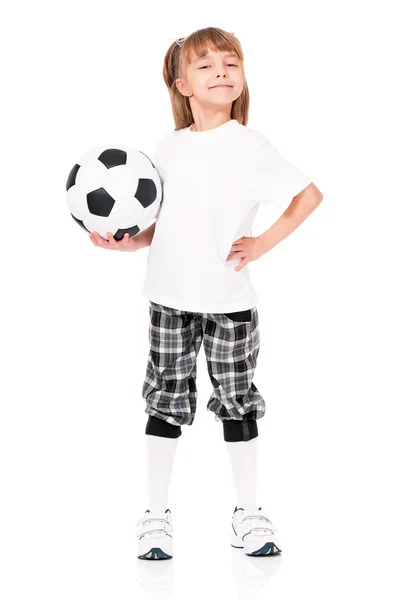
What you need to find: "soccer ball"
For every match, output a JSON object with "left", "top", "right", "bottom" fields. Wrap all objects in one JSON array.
[{"left": 65, "top": 144, "right": 162, "bottom": 240}]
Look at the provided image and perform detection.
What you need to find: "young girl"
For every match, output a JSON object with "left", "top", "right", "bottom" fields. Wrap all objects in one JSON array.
[{"left": 90, "top": 27, "right": 322, "bottom": 560}]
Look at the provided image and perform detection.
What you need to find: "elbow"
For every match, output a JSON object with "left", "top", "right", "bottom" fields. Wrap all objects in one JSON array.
[{"left": 310, "top": 183, "right": 323, "bottom": 203}]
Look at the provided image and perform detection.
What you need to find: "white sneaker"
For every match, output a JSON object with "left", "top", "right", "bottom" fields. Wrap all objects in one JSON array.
[
  {"left": 231, "top": 506, "right": 282, "bottom": 556},
  {"left": 136, "top": 508, "right": 173, "bottom": 560}
]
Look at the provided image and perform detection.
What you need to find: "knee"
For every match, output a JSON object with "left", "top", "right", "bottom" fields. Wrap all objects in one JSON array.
[
  {"left": 145, "top": 415, "right": 182, "bottom": 439},
  {"left": 222, "top": 418, "right": 258, "bottom": 442}
]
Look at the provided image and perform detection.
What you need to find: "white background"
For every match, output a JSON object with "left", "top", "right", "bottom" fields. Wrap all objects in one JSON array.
[{"left": 1, "top": 0, "right": 398, "bottom": 598}]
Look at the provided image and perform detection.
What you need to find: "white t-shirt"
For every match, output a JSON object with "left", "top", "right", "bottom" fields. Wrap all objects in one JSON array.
[{"left": 141, "top": 119, "right": 312, "bottom": 313}]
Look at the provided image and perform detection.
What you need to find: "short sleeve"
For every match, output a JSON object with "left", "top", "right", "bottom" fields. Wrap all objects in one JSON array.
[{"left": 248, "top": 140, "right": 312, "bottom": 212}]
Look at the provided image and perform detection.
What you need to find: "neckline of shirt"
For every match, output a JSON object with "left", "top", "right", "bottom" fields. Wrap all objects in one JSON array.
[{"left": 183, "top": 118, "right": 239, "bottom": 140}]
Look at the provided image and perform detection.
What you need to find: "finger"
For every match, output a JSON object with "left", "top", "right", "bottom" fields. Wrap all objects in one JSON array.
[
  {"left": 91, "top": 231, "right": 101, "bottom": 246},
  {"left": 94, "top": 232, "right": 108, "bottom": 247},
  {"left": 89, "top": 232, "right": 99, "bottom": 246},
  {"left": 118, "top": 233, "right": 128, "bottom": 249},
  {"left": 107, "top": 232, "right": 118, "bottom": 249},
  {"left": 235, "top": 258, "right": 249, "bottom": 271},
  {"left": 232, "top": 239, "right": 243, "bottom": 245}
]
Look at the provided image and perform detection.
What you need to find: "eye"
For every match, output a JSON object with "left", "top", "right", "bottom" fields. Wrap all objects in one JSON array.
[{"left": 199, "top": 64, "right": 238, "bottom": 69}]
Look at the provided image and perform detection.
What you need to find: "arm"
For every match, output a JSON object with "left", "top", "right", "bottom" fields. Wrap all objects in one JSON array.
[
  {"left": 258, "top": 183, "right": 323, "bottom": 254},
  {"left": 133, "top": 221, "right": 156, "bottom": 249}
]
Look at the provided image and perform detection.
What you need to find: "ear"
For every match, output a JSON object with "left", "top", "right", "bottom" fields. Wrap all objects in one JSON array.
[{"left": 175, "top": 78, "right": 191, "bottom": 97}]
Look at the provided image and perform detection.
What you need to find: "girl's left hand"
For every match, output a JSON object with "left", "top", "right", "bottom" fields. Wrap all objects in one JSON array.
[{"left": 226, "top": 236, "right": 264, "bottom": 271}]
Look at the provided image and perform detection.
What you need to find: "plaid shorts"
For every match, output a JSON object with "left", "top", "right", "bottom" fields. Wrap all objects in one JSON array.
[{"left": 142, "top": 301, "right": 266, "bottom": 442}]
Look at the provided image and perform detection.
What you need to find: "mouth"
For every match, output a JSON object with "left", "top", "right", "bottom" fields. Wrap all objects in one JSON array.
[{"left": 209, "top": 84, "right": 233, "bottom": 88}]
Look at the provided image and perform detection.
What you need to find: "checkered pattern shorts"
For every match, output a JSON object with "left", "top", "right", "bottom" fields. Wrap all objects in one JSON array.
[{"left": 142, "top": 301, "right": 266, "bottom": 442}]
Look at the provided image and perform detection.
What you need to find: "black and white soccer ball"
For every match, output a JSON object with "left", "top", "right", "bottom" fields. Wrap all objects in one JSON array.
[{"left": 65, "top": 144, "right": 162, "bottom": 241}]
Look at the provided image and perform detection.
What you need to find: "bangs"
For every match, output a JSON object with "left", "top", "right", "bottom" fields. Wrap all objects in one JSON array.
[{"left": 180, "top": 28, "right": 243, "bottom": 67}]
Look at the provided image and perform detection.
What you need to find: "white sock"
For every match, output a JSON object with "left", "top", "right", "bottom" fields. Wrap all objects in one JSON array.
[
  {"left": 146, "top": 434, "right": 179, "bottom": 512},
  {"left": 225, "top": 437, "right": 258, "bottom": 511}
]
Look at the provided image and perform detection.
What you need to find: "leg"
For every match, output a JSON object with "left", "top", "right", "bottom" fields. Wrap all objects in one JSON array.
[
  {"left": 203, "top": 306, "right": 265, "bottom": 442},
  {"left": 145, "top": 426, "right": 180, "bottom": 512},
  {"left": 145, "top": 414, "right": 182, "bottom": 512},
  {"left": 142, "top": 301, "right": 203, "bottom": 428},
  {"left": 141, "top": 302, "right": 203, "bottom": 510},
  {"left": 225, "top": 437, "right": 259, "bottom": 511}
]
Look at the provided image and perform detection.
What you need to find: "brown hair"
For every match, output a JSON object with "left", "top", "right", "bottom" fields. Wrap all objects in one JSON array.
[{"left": 162, "top": 27, "right": 249, "bottom": 131}]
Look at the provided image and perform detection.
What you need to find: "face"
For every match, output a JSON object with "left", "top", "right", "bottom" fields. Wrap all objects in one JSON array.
[{"left": 176, "top": 47, "right": 244, "bottom": 108}]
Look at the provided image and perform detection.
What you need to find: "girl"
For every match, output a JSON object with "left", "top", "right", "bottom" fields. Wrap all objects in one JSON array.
[{"left": 90, "top": 27, "right": 322, "bottom": 561}]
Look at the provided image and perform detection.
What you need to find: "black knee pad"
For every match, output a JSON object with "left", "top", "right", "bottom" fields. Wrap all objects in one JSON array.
[
  {"left": 145, "top": 415, "right": 182, "bottom": 439},
  {"left": 223, "top": 418, "right": 258, "bottom": 442}
]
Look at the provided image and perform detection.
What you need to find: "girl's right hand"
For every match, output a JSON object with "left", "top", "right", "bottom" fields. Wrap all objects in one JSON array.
[{"left": 89, "top": 231, "right": 141, "bottom": 252}]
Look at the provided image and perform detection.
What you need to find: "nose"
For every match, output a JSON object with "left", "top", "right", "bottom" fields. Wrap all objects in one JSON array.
[{"left": 215, "top": 63, "right": 229, "bottom": 78}]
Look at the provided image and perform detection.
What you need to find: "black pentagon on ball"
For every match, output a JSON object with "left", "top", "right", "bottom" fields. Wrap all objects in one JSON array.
[
  {"left": 98, "top": 149, "right": 127, "bottom": 168},
  {"left": 135, "top": 178, "right": 157, "bottom": 208},
  {"left": 113, "top": 225, "right": 141, "bottom": 241},
  {"left": 71, "top": 214, "right": 90, "bottom": 232},
  {"left": 66, "top": 164, "right": 80, "bottom": 191},
  {"left": 87, "top": 187, "right": 115, "bottom": 217}
]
